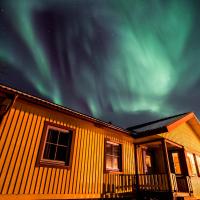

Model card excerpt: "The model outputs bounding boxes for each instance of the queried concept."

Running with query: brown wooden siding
[0,99,134,199]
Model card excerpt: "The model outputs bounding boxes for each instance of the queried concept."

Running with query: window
[195,155,200,176]
[38,122,73,167]
[143,149,154,174]
[172,152,182,174]
[105,140,122,172]
[187,152,197,176]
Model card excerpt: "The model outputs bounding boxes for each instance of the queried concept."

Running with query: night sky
[0,0,200,128]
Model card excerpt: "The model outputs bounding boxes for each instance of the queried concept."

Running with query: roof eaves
[131,126,168,138]
[0,84,130,135]
[127,112,189,132]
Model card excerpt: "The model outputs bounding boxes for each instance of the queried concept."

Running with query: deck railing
[171,173,193,193]
[103,173,194,196]
[186,176,193,194]
[137,173,169,191]
[176,175,189,192]
[103,173,136,195]
[170,173,178,192]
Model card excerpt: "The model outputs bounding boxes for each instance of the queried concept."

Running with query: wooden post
[161,139,173,195]
[180,148,189,176]
[134,144,139,193]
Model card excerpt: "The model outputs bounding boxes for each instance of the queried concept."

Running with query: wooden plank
[85,129,92,194]
[65,124,77,194]
[78,128,87,194]
[0,107,16,155]
[93,131,98,194]
[82,129,89,194]
[8,112,36,194]
[13,113,37,194]
[61,169,67,194]
[21,116,43,194]
[71,127,81,194]
[29,167,39,194]
[34,168,44,194]
[19,115,42,194]
[53,169,60,194]
[95,132,101,194]
[43,168,52,194]
[2,111,30,194]
[57,169,63,194]
[39,168,48,194]
[89,131,95,194]
[0,107,21,172]
[48,168,56,194]
[68,126,79,194]
[0,108,23,193]
[0,193,101,199]
[24,117,46,194]
[99,134,104,194]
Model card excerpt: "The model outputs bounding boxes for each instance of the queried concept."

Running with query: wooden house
[0,84,200,200]
[127,113,200,200]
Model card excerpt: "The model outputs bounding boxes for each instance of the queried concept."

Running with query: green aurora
[0,0,199,127]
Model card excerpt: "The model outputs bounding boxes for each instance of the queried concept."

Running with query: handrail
[103,173,136,195]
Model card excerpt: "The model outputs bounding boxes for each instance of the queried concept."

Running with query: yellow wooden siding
[160,122,200,153]
[190,176,200,198]
[137,147,144,174]
[0,99,134,199]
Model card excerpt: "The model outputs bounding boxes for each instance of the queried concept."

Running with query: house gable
[160,120,200,153]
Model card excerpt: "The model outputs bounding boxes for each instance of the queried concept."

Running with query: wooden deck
[102,173,200,199]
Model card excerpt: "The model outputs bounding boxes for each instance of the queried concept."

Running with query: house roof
[0,84,130,135]
[127,112,197,138]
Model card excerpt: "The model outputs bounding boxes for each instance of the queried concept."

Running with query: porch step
[176,196,197,200]
[175,192,196,200]
[176,198,197,200]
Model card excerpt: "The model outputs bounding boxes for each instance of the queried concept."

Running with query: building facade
[0,84,200,200]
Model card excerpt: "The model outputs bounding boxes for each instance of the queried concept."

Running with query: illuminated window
[195,155,200,176]
[105,141,122,171]
[187,152,197,176]
[172,152,182,174]
[38,122,73,167]
[143,149,153,174]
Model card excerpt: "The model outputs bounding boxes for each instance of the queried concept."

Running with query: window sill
[105,170,123,174]
[37,159,70,169]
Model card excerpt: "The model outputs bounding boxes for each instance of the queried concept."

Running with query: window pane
[55,146,68,162]
[113,157,119,170]
[47,129,59,144]
[43,143,56,160]
[172,152,181,174]
[58,131,70,146]
[187,153,197,176]
[106,143,112,155]
[144,152,153,174]
[113,145,120,156]
[106,155,112,169]
[146,155,152,168]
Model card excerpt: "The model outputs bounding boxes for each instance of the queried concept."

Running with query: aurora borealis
[0,0,200,127]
